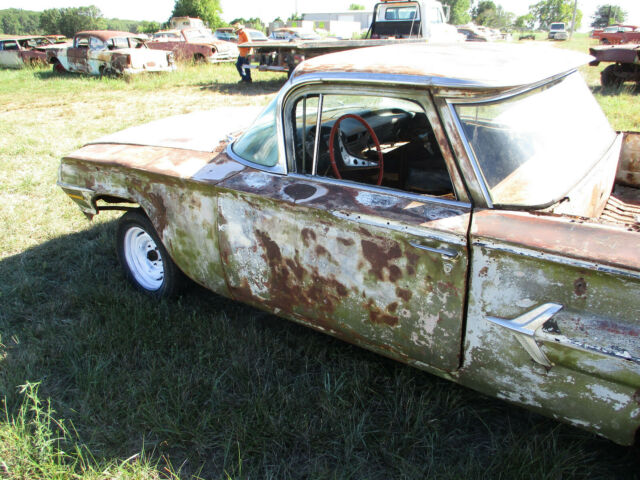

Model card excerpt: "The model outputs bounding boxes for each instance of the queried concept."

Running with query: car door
[0,40,23,68]
[217,87,471,372]
[67,35,90,73]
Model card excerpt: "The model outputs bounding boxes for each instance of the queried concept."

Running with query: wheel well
[94,195,139,212]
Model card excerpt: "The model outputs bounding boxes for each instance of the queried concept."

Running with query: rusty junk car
[0,35,58,68]
[47,30,176,76]
[147,28,238,63]
[58,43,640,445]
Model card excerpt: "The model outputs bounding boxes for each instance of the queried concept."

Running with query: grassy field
[1,36,639,479]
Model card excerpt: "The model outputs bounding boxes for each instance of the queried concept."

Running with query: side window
[291,93,454,198]
[75,37,89,48]
[89,36,105,50]
[2,41,19,50]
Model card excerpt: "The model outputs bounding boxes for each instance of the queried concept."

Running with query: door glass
[292,93,454,198]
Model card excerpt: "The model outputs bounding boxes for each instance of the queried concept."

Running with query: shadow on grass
[1,221,638,478]
[198,77,285,95]
[591,82,640,96]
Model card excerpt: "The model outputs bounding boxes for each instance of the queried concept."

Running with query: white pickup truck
[242,0,462,76]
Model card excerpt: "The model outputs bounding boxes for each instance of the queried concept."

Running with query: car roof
[0,35,47,41]
[294,43,592,90]
[76,31,140,41]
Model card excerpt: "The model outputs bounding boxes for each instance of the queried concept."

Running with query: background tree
[39,8,62,34]
[349,4,365,10]
[137,21,161,34]
[172,0,224,29]
[514,13,535,31]
[441,0,471,26]
[590,4,626,28]
[229,17,265,31]
[471,2,514,28]
[528,0,582,30]
[0,8,41,34]
[56,6,106,37]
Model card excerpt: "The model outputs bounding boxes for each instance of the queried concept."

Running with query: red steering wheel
[328,114,384,186]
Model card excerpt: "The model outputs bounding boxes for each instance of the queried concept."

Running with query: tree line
[0,7,159,37]
[0,1,629,38]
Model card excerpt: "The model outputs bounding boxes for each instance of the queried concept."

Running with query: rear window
[384,6,419,20]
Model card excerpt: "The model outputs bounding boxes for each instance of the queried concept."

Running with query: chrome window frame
[281,80,470,206]
[443,70,580,209]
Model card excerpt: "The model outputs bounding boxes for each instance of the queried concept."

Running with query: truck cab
[368,0,460,42]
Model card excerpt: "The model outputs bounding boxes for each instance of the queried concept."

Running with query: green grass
[1,49,639,479]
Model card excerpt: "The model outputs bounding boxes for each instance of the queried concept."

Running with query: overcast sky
[2,0,639,28]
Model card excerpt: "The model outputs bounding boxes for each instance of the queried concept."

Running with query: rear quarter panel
[460,209,640,445]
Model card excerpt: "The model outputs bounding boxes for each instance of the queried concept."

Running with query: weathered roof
[0,35,48,41]
[294,42,593,89]
[76,30,140,41]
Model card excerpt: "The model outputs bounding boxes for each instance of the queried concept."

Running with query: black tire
[601,64,623,89]
[116,209,185,297]
[193,53,205,63]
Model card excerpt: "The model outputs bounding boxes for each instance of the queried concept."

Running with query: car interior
[291,94,454,198]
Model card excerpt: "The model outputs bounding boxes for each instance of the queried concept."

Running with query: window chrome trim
[287,172,471,209]
[312,94,324,176]
[226,142,286,175]
[447,104,493,208]
[445,70,597,210]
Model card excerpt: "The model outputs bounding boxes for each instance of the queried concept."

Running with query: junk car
[58,43,640,445]
[589,43,640,88]
[0,35,56,68]
[148,28,238,63]
[47,30,176,75]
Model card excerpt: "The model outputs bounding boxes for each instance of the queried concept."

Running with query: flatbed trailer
[239,0,460,76]
[242,38,425,76]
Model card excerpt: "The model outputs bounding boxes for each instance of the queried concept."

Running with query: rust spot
[361,239,402,282]
[285,258,304,281]
[574,277,587,297]
[316,245,329,257]
[543,318,561,334]
[301,228,316,247]
[367,300,399,327]
[337,237,355,247]
[633,389,640,406]
[387,302,398,313]
[284,183,316,200]
[388,265,402,282]
[479,266,488,277]
[256,230,282,263]
[396,287,412,301]
[147,192,167,236]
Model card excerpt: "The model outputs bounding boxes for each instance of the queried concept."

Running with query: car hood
[88,106,264,152]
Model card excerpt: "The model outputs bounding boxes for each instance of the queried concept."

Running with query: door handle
[409,241,459,259]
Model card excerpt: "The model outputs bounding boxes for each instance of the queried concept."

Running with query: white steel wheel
[123,226,164,291]
[116,210,185,297]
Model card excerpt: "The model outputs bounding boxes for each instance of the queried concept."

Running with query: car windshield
[232,97,279,167]
[249,31,268,41]
[184,30,213,42]
[454,72,616,207]
[550,23,565,30]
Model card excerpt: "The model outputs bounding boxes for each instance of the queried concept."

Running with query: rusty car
[0,35,58,68]
[597,24,640,45]
[147,28,238,63]
[590,43,640,88]
[57,43,640,445]
[47,30,176,76]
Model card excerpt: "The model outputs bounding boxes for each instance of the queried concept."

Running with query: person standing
[234,23,252,83]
